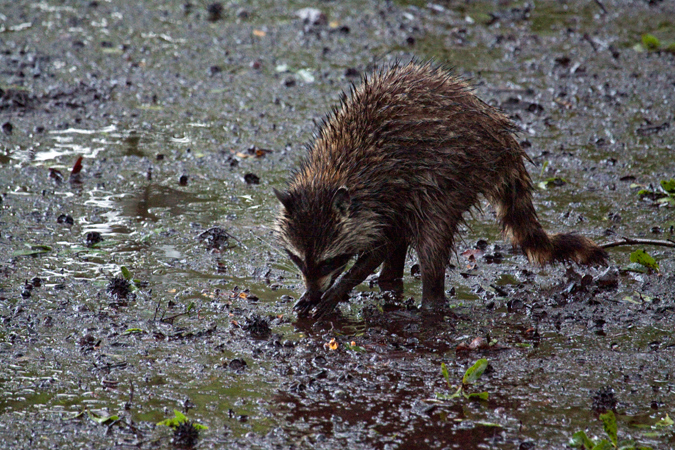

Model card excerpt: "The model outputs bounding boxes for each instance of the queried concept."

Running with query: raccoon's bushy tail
[488,157,608,266]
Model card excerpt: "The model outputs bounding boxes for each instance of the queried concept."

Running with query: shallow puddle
[1,0,674,448]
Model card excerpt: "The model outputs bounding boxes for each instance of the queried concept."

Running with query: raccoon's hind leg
[377,241,407,292]
[312,250,386,319]
[488,158,608,265]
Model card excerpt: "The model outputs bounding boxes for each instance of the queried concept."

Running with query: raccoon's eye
[318,254,351,277]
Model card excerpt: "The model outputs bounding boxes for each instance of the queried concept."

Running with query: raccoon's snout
[303,274,334,296]
[295,272,341,316]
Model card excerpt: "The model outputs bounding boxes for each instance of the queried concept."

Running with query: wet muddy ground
[1,0,674,448]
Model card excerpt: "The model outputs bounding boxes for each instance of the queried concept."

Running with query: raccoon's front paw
[293,292,319,317]
[310,287,348,319]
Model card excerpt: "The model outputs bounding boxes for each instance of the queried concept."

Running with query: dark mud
[1,1,674,449]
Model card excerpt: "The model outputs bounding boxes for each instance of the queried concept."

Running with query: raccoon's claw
[293,292,319,317]
[310,288,348,319]
[293,295,315,317]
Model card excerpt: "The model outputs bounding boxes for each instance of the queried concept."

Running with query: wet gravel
[1,0,674,449]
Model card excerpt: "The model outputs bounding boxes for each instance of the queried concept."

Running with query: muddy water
[1,0,674,448]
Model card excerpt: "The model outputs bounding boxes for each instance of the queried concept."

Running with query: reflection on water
[83,189,132,235]
[8,125,162,163]
[83,184,214,234]
[36,135,104,162]
[50,126,117,135]
[119,184,213,222]
[159,245,182,259]
[123,131,143,157]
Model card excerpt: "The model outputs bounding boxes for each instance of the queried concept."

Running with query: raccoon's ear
[332,186,351,217]
[273,188,294,213]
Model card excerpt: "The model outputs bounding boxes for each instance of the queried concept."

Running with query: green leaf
[87,411,119,425]
[653,413,673,428]
[466,391,489,401]
[441,362,451,385]
[11,248,50,257]
[539,160,550,178]
[345,343,366,352]
[463,359,488,385]
[475,421,502,427]
[120,266,132,280]
[591,439,615,450]
[660,179,675,194]
[173,409,187,422]
[123,328,145,335]
[655,196,675,206]
[601,411,618,447]
[193,423,208,430]
[629,249,659,272]
[570,430,596,449]
[641,33,660,51]
[68,410,87,420]
[157,409,188,428]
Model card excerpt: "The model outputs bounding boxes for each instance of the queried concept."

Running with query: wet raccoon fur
[274,61,608,319]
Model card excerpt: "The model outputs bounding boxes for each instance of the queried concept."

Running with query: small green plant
[437,359,489,401]
[157,409,208,430]
[11,243,53,258]
[158,409,207,448]
[119,265,142,291]
[635,34,675,53]
[636,179,675,207]
[537,160,568,190]
[570,411,652,450]
[538,176,567,190]
[344,341,366,352]
[626,249,659,273]
[641,33,661,51]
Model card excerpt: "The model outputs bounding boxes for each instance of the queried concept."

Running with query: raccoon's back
[294,62,523,195]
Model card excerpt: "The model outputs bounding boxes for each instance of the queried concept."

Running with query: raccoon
[274,61,608,319]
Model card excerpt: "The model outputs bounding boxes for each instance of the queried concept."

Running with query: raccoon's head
[274,185,379,302]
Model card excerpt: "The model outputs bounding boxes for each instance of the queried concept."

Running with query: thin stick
[600,237,675,249]
[152,295,162,322]
[594,0,608,14]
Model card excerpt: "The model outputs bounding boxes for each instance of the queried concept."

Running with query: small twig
[600,237,675,249]
[583,33,599,52]
[594,0,608,14]
[152,295,162,322]
[161,311,188,324]
[160,303,194,324]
